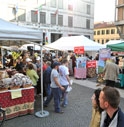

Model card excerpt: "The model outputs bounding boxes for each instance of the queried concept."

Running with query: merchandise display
[0,87,34,120]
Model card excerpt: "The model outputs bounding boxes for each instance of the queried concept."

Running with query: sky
[94,0,116,22]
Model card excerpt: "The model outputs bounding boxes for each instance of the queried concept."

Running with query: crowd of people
[1,50,73,113]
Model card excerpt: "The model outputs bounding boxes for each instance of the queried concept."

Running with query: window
[102,30,105,35]
[58,0,63,9]
[68,0,73,11]
[97,31,100,35]
[94,31,96,35]
[97,40,99,43]
[50,0,56,7]
[31,10,38,23]
[111,29,115,34]
[10,7,26,21]
[51,14,56,25]
[40,12,46,24]
[106,39,109,43]
[106,30,110,34]
[86,19,90,29]
[102,39,104,44]
[87,4,91,14]
[58,15,63,26]
[68,16,73,27]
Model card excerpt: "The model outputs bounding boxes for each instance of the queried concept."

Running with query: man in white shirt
[59,59,71,107]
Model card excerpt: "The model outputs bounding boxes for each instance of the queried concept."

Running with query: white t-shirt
[50,69,60,88]
[59,65,69,86]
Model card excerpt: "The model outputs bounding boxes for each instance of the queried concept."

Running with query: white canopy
[104,40,123,46]
[20,44,41,50]
[44,35,105,51]
[0,18,42,41]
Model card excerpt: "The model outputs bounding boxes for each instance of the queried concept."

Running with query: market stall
[74,46,87,79]
[106,42,124,88]
[44,35,105,79]
[0,18,43,119]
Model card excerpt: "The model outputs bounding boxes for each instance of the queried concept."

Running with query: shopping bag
[66,86,72,92]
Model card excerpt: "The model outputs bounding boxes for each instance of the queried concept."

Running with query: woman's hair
[28,64,34,70]
[94,88,103,113]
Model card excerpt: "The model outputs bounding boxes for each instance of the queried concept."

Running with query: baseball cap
[36,56,41,61]
[53,61,60,68]
[26,58,32,62]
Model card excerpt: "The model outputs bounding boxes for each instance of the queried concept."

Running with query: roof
[94,22,115,29]
[0,18,42,42]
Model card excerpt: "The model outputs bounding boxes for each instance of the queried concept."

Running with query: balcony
[115,20,124,26]
[116,4,124,8]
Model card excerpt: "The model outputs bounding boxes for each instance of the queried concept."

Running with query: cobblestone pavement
[4,79,124,127]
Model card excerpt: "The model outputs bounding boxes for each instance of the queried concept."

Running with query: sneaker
[55,110,64,114]
[61,104,67,108]
[43,104,48,107]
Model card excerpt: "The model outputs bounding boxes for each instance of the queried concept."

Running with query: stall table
[0,87,34,120]
[74,67,86,79]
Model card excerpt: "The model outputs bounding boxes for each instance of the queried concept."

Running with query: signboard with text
[74,46,84,54]
[86,60,96,68]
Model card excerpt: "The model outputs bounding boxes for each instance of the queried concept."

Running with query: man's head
[46,61,51,67]
[36,56,41,61]
[99,86,120,110]
[61,59,68,66]
[26,58,32,64]
[52,61,60,69]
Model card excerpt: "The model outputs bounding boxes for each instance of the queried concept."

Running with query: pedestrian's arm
[54,77,64,91]
[66,75,71,86]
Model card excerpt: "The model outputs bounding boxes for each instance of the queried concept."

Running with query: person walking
[99,86,124,127]
[89,89,103,127]
[59,59,71,107]
[43,61,52,100]
[103,58,119,87]
[50,62,65,113]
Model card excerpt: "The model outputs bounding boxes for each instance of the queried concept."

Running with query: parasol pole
[35,43,49,117]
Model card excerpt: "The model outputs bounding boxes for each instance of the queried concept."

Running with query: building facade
[0,0,94,44]
[94,22,120,44]
[115,0,124,39]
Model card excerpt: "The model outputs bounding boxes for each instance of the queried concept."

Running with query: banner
[99,48,111,60]
[74,46,84,54]
[86,60,96,68]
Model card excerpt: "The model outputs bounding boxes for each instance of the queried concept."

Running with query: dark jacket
[117,108,124,127]
[100,108,124,127]
[43,66,52,84]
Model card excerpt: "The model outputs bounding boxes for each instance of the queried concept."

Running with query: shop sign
[74,46,84,54]
[87,60,96,68]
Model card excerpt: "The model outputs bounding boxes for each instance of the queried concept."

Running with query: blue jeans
[61,85,68,106]
[45,83,51,96]
[43,88,53,106]
[52,88,61,112]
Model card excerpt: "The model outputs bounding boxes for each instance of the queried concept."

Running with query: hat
[26,58,32,62]
[36,56,41,61]
[53,62,60,68]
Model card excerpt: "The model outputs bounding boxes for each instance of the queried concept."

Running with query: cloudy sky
[94,0,116,22]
